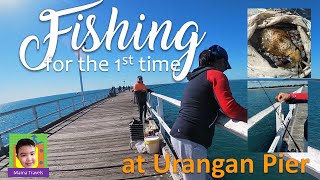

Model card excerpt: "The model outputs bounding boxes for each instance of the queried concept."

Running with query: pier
[0,91,171,179]
[0,86,319,179]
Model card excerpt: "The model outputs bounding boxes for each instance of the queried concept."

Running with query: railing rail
[147,92,248,143]
[0,91,105,117]
[0,90,109,149]
[248,102,281,130]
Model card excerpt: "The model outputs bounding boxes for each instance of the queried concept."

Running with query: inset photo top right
[248,8,311,78]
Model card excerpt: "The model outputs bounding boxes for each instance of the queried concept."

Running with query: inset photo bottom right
[308,81,320,151]
[248,80,308,152]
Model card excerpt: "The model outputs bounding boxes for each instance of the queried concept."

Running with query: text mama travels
[13,170,44,176]
[19,0,206,81]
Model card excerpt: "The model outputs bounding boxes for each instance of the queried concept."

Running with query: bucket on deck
[144,136,160,154]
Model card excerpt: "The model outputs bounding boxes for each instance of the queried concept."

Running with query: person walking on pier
[275,92,308,152]
[133,76,148,121]
[170,45,247,180]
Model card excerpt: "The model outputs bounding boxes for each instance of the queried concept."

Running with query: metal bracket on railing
[32,106,39,129]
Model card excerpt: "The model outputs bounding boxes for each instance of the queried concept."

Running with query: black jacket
[170,66,247,148]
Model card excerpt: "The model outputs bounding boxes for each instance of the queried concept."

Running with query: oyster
[261,28,302,67]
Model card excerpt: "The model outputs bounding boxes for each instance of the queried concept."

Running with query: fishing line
[255,81,280,134]
[257,80,301,152]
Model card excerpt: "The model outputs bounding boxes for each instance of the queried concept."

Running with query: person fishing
[133,76,153,121]
[170,45,247,180]
[275,92,308,152]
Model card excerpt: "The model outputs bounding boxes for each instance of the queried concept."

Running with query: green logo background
[9,134,48,168]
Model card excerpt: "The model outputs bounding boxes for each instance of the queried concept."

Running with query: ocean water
[308,81,320,150]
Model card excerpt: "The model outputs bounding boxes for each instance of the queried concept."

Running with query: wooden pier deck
[0,92,172,179]
[285,87,308,152]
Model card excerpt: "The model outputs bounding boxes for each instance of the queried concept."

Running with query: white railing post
[57,101,62,118]
[0,134,4,151]
[275,104,285,151]
[148,93,154,118]
[156,97,165,136]
[276,104,283,132]
[156,97,164,119]
[32,106,39,129]
[72,97,75,111]
[82,95,85,107]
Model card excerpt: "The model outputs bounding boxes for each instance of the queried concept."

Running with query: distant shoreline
[248,85,307,90]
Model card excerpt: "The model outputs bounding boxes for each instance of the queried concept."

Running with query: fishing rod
[257,81,302,152]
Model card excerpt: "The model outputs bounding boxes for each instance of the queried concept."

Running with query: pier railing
[0,91,109,150]
[248,86,303,153]
[146,92,248,145]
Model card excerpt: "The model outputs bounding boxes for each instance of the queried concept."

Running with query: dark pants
[138,102,147,121]
[134,91,147,121]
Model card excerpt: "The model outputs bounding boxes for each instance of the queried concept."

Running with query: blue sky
[0,0,319,104]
